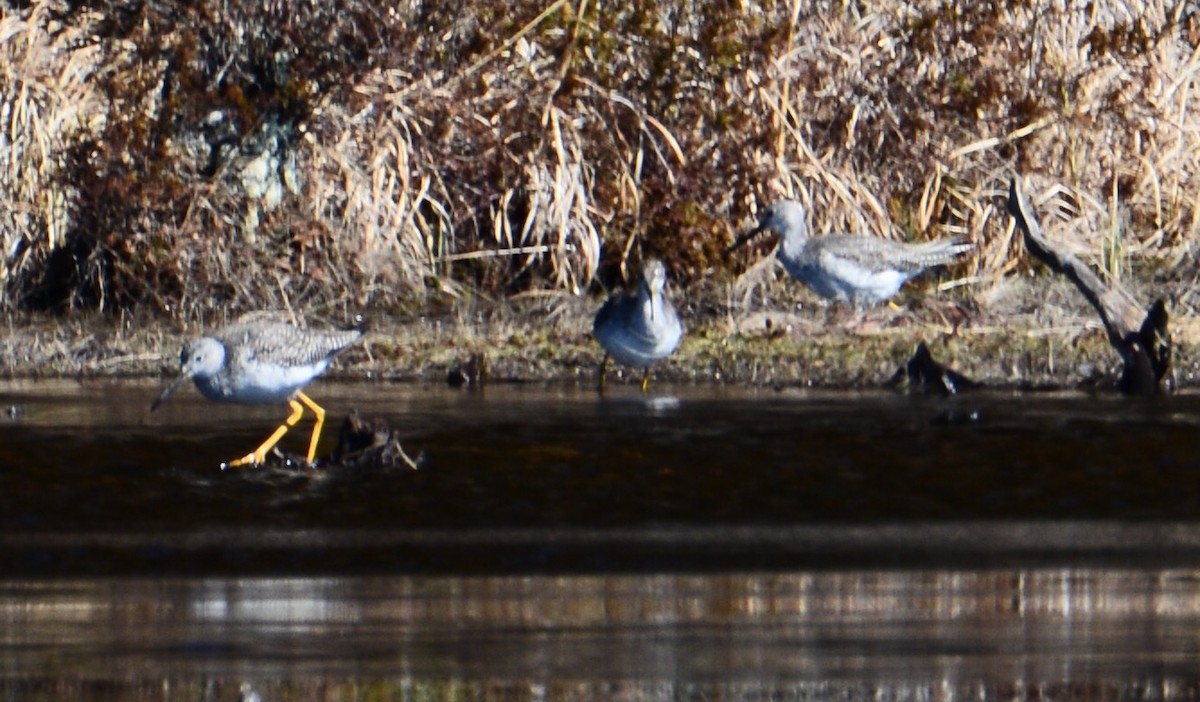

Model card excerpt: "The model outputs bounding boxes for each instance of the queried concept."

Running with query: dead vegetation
[0,0,1198,357]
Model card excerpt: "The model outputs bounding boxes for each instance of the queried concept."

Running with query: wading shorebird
[151,318,363,468]
[593,258,684,393]
[728,199,972,308]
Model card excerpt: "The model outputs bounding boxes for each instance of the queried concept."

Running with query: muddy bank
[2,275,1200,391]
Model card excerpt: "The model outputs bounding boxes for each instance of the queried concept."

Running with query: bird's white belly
[598,324,682,368]
[216,360,327,404]
[788,259,907,306]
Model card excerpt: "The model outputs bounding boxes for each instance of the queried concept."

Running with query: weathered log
[884,341,978,395]
[1007,178,1171,394]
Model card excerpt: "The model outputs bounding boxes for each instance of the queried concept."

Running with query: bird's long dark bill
[726,225,766,255]
[150,373,190,412]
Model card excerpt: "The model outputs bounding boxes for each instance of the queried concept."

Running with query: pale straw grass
[3,0,1200,327]
[298,0,690,303]
[0,3,104,301]
[732,0,1200,319]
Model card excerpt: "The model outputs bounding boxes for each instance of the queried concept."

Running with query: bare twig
[1008,177,1171,394]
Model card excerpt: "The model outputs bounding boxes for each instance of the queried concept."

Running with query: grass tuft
[0,0,1195,329]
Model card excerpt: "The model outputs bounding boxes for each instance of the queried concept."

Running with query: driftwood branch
[1007,178,1171,394]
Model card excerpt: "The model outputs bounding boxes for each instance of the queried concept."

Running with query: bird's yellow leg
[295,390,327,464]
[226,398,305,467]
[640,368,651,394]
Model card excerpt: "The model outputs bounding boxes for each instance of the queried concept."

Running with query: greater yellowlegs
[151,318,363,467]
[730,200,972,308]
[593,258,684,392]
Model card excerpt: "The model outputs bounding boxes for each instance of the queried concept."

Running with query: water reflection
[6,380,1200,698]
[4,569,1200,699]
[9,381,1200,536]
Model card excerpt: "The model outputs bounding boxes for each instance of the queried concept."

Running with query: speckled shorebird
[150,318,363,468]
[593,258,684,393]
[729,199,972,308]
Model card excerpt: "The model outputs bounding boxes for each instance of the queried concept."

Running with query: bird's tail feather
[905,236,973,265]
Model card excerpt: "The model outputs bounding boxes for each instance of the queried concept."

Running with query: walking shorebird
[729,199,972,308]
[593,258,684,393]
[151,318,363,468]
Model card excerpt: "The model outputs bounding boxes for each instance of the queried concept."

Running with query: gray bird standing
[593,259,684,392]
[730,199,972,308]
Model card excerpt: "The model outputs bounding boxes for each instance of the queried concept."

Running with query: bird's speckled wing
[215,321,362,368]
[811,235,969,274]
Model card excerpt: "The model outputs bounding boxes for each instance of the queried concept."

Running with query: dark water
[3,379,1200,699]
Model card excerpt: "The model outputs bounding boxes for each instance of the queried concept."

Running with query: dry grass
[0,3,105,302]
[0,0,1197,334]
[733,1,1200,308]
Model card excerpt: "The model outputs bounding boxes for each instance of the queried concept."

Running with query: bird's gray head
[755,200,809,243]
[640,259,668,297]
[727,199,809,253]
[150,336,226,411]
